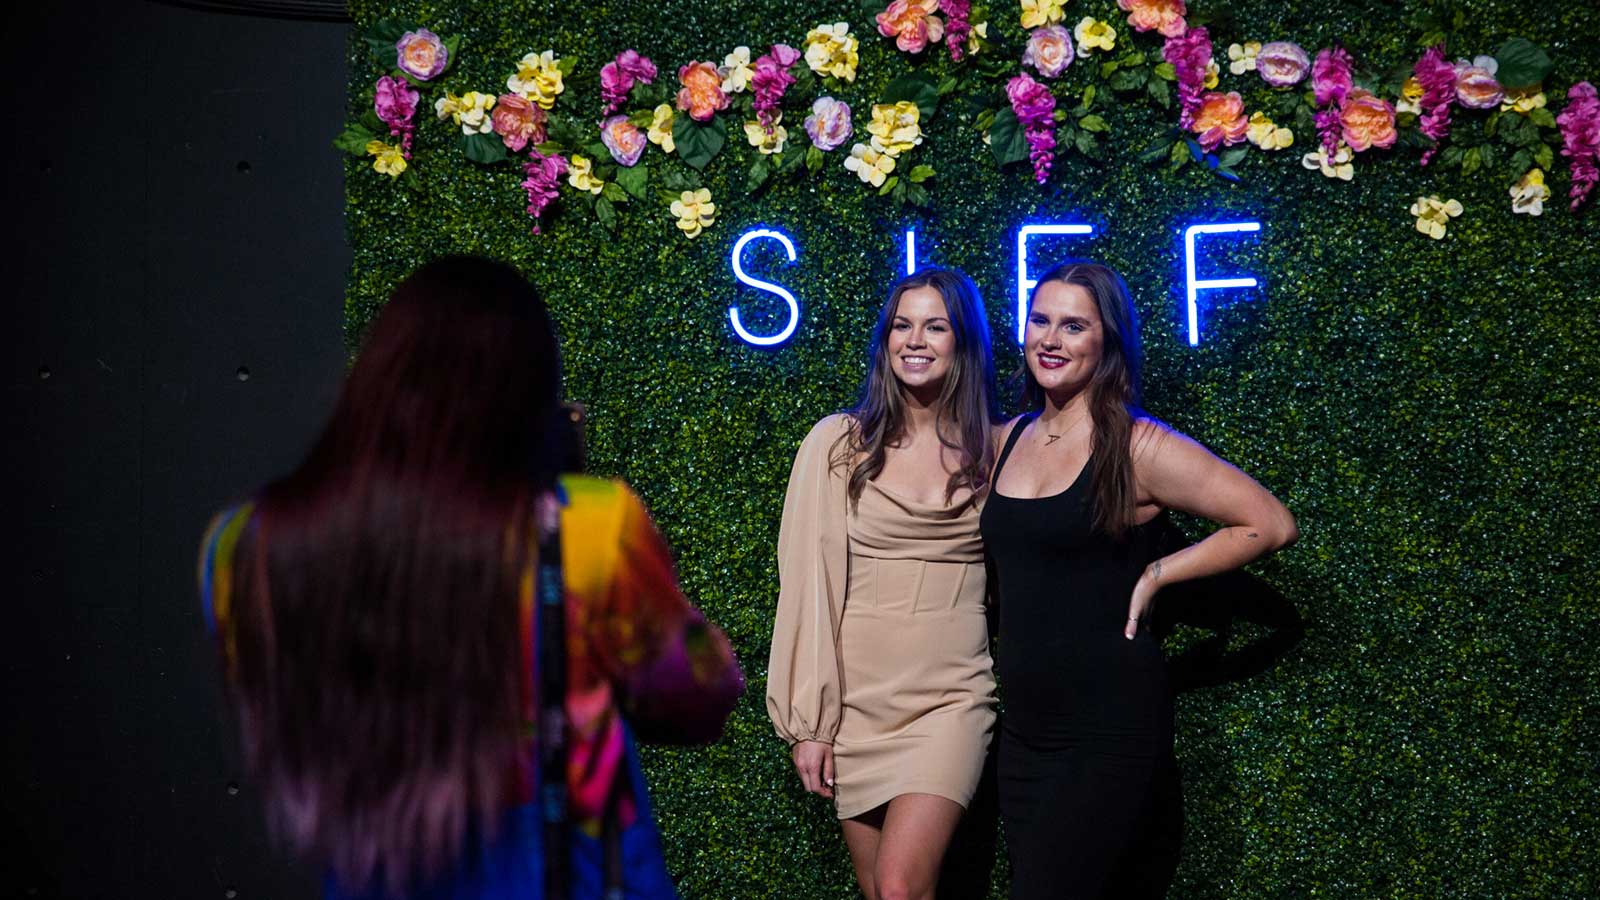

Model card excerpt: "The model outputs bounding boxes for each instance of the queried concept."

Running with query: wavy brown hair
[834,267,998,509]
[226,257,564,894]
[1016,260,1151,538]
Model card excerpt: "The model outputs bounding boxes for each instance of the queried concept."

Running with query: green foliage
[345,1,1600,897]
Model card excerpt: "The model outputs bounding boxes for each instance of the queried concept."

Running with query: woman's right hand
[790,740,835,799]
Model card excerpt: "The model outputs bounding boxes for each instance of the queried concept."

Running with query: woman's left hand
[1124,564,1161,640]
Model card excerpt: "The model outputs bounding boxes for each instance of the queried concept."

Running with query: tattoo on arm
[1150,560,1162,583]
[1247,532,1259,539]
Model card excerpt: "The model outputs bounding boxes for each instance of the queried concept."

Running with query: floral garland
[336,4,1598,242]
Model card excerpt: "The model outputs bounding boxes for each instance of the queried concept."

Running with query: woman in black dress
[980,262,1298,899]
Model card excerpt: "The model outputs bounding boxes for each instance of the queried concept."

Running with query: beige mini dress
[766,414,998,819]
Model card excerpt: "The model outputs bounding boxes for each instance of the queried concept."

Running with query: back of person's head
[231,256,561,894]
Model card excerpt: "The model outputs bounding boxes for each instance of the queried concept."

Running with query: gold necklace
[1039,410,1088,445]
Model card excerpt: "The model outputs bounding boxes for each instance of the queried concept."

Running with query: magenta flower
[521,148,568,234]
[751,44,801,132]
[600,50,658,115]
[1414,45,1457,166]
[395,28,448,81]
[804,96,853,151]
[1557,81,1600,211]
[1008,72,1058,183]
[1162,26,1212,129]
[1311,46,1353,108]
[940,0,972,62]
[1255,41,1309,87]
[374,75,420,158]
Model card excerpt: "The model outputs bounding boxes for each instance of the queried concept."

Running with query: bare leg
[842,806,888,899]
[874,794,965,900]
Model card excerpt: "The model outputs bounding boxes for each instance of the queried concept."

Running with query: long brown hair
[1016,261,1146,538]
[836,267,998,508]
[229,257,563,893]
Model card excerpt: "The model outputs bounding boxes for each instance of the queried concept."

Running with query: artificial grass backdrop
[344,1,1599,895]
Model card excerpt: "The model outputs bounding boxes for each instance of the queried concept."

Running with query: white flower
[1510,169,1550,216]
[1228,41,1261,75]
[1302,143,1354,180]
[454,91,497,135]
[721,46,754,93]
[843,142,896,187]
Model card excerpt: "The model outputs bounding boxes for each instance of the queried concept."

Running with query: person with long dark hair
[980,261,1298,899]
[767,268,999,900]
[197,256,743,899]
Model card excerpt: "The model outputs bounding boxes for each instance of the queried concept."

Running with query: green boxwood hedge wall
[344,1,1599,896]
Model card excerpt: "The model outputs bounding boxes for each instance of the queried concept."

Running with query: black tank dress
[980,416,1182,899]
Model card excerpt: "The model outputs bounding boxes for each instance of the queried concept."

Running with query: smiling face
[1025,279,1105,400]
[887,285,957,395]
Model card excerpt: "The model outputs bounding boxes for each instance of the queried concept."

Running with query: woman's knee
[872,867,927,900]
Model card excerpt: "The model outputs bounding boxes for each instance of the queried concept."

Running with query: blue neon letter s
[729,228,801,346]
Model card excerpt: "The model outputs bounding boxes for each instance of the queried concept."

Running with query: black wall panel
[5,3,348,897]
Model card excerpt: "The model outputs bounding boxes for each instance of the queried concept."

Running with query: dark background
[5,2,347,896]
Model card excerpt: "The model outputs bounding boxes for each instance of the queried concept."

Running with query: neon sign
[728,228,801,347]
[1183,222,1262,346]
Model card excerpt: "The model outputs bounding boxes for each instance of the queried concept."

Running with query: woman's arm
[1124,421,1298,638]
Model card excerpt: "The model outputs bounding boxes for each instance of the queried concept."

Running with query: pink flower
[1255,41,1310,87]
[876,0,945,54]
[1162,26,1212,129]
[521,148,568,234]
[1024,25,1075,78]
[1008,72,1058,183]
[1414,45,1457,166]
[676,61,730,122]
[1311,46,1353,108]
[1557,81,1600,211]
[940,0,972,62]
[752,44,801,131]
[374,75,419,130]
[395,28,448,81]
[599,115,648,167]
[600,50,658,115]
[1190,91,1248,152]
[491,93,548,152]
[804,96,853,151]
[1340,89,1397,152]
[1117,0,1186,39]
[1454,62,1504,110]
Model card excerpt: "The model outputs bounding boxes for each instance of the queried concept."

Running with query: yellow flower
[1204,59,1221,89]
[843,142,896,186]
[1228,41,1261,75]
[1246,111,1294,150]
[567,154,605,195]
[866,101,922,157]
[648,104,676,154]
[1395,77,1424,115]
[804,22,860,81]
[744,116,789,155]
[1501,87,1548,115]
[1073,17,1116,55]
[365,140,407,177]
[1409,195,1463,239]
[1510,168,1549,216]
[966,20,990,56]
[1301,143,1354,180]
[670,188,716,238]
[721,46,754,93]
[1020,0,1067,30]
[450,91,498,135]
[508,50,565,109]
[434,92,462,120]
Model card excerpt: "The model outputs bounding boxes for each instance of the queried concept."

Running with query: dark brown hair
[836,267,998,508]
[229,257,563,893]
[1016,260,1148,537]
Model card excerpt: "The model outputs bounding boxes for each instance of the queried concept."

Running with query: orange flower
[1190,91,1248,151]
[1116,0,1187,39]
[876,0,945,54]
[1340,89,1397,152]
[676,61,730,122]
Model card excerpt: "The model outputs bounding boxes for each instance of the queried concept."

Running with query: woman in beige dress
[767,268,999,900]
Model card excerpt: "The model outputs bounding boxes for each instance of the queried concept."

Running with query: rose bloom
[396,29,448,81]
[1255,41,1310,87]
[676,61,730,122]
[491,93,547,151]
[1340,89,1396,152]
[876,0,945,54]
[1024,25,1075,78]
[600,115,648,167]
[804,96,853,151]
[1190,91,1248,151]
[1117,0,1187,39]
[1455,64,1505,109]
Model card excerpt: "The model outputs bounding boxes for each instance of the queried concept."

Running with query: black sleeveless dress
[980,416,1182,899]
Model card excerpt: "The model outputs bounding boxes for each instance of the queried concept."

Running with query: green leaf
[462,132,509,164]
[1169,138,1190,170]
[906,182,932,209]
[533,141,565,156]
[805,145,824,173]
[891,177,909,204]
[1054,108,1070,123]
[1079,115,1109,133]
[673,116,726,171]
[360,110,385,133]
[1115,50,1146,68]
[1534,143,1554,170]
[1439,145,1465,167]
[1184,138,1205,162]
[441,34,462,75]
[614,163,650,200]
[601,181,629,203]
[1477,142,1498,170]
[661,169,697,192]
[747,156,771,193]
[1462,146,1482,176]
[1074,130,1096,155]
[1153,62,1177,82]
[628,109,656,127]
[1493,38,1553,91]
[882,73,941,119]
[594,195,616,230]
[1528,107,1557,129]
[334,122,378,155]
[987,108,1030,166]
[776,145,807,177]
[975,108,997,132]
[1108,68,1149,92]
[1509,148,1532,176]
[1080,85,1096,110]
[1146,77,1171,108]
[363,18,410,60]
[936,75,960,96]
[908,164,935,183]
[1138,135,1176,163]
[1218,146,1249,168]
[1100,62,1119,79]
[557,56,578,76]
[878,174,900,196]
[1484,111,1502,139]
[586,141,610,160]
